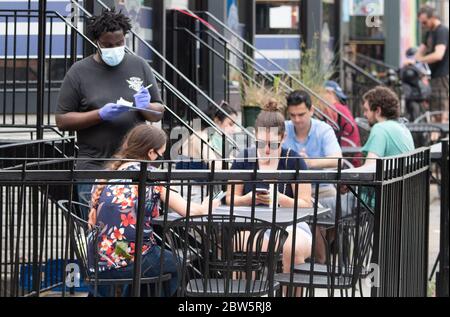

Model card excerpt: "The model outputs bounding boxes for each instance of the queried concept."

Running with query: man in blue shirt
[283,90,342,170]
[283,90,343,263]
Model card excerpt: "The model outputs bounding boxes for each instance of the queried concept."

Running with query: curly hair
[363,86,400,120]
[87,9,132,41]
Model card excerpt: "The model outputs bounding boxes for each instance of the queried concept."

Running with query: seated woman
[88,124,220,297]
[177,101,238,202]
[225,100,313,274]
[179,101,237,167]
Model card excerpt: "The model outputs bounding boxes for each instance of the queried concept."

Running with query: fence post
[132,162,148,297]
[370,157,384,297]
[36,0,47,140]
[437,140,449,297]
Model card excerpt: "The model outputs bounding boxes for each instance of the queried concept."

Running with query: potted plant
[240,77,271,128]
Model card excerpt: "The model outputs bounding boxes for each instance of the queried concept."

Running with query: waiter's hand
[98,103,129,121]
[134,87,151,110]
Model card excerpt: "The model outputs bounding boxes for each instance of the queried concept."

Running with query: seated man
[361,86,415,166]
[283,90,343,263]
[357,86,416,209]
[283,90,343,172]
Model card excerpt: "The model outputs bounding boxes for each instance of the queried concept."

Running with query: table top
[342,142,445,160]
[342,147,362,155]
[430,142,444,161]
[406,122,449,133]
[153,205,331,227]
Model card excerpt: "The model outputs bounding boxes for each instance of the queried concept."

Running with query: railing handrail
[0,147,432,183]
[195,28,342,132]
[194,10,355,131]
[342,58,385,86]
[90,0,255,142]
[0,136,76,150]
[55,6,234,156]
[173,26,267,92]
[355,53,399,72]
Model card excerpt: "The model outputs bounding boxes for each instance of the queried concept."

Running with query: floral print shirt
[90,163,161,272]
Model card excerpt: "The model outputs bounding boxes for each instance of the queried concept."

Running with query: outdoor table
[431,142,442,161]
[405,122,449,135]
[153,205,331,227]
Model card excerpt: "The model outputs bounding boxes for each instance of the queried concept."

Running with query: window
[348,0,385,40]
[256,0,301,34]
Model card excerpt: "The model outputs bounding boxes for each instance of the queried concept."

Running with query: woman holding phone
[226,100,313,278]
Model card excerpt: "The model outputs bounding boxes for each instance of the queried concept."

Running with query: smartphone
[213,191,226,201]
[255,188,270,195]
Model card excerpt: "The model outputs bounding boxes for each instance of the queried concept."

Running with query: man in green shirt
[361,86,415,166]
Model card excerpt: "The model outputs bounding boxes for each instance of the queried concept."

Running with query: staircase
[166,9,362,143]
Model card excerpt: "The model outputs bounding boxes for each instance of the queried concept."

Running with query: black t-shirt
[231,147,308,198]
[423,24,449,78]
[56,54,162,170]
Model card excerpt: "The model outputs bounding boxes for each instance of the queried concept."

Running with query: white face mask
[98,43,125,67]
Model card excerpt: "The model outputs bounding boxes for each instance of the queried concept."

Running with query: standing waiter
[55,9,164,207]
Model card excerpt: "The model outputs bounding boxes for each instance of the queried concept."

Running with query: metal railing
[437,139,449,297]
[370,147,431,297]
[355,53,398,81]
[190,10,357,136]
[0,9,80,131]
[84,0,254,144]
[0,7,242,162]
[341,58,384,121]
[0,145,433,297]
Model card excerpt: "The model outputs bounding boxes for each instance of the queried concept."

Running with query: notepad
[116,97,134,107]
[116,95,161,116]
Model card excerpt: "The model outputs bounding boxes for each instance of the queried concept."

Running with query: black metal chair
[274,208,374,297]
[58,200,172,297]
[165,215,288,297]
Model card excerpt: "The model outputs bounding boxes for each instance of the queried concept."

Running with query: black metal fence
[0,140,434,297]
[342,58,385,121]
[436,139,449,297]
[371,148,431,296]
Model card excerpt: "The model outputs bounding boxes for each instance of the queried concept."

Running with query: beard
[368,118,378,127]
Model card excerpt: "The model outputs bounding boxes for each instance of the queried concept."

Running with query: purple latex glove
[133,87,151,110]
[98,103,129,121]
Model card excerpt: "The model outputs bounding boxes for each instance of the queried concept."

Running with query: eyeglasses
[256,140,282,150]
